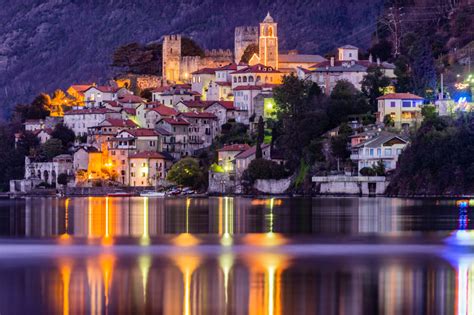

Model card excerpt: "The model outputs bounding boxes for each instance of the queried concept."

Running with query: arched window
[249,76,254,83]
[233,77,237,83]
[238,77,242,83]
[256,76,261,82]
[268,26,273,37]
[243,76,247,83]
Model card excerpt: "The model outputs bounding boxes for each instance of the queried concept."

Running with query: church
[248,13,326,73]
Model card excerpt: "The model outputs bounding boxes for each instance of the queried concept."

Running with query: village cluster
[12,13,427,194]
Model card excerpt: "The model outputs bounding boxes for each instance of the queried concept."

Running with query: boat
[140,191,166,197]
[107,191,136,197]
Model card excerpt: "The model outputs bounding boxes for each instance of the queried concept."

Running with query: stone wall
[253,177,292,194]
[312,176,388,195]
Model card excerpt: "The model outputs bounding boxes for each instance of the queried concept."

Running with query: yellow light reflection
[59,259,73,315]
[220,197,234,247]
[140,197,150,246]
[101,196,113,246]
[454,255,474,315]
[219,253,234,306]
[171,254,202,315]
[99,254,115,310]
[139,255,152,303]
[59,198,71,244]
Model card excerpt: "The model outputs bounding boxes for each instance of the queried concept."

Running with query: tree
[367,39,393,62]
[39,138,64,161]
[330,123,353,162]
[361,66,392,111]
[14,94,51,121]
[244,158,288,183]
[408,37,437,99]
[57,173,69,186]
[240,44,259,63]
[273,75,328,170]
[327,80,370,126]
[166,158,203,188]
[394,56,412,93]
[372,160,386,176]
[112,42,162,75]
[16,131,40,156]
[51,123,76,148]
[383,114,395,127]
[256,116,264,159]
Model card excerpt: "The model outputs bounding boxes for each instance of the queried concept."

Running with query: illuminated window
[390,101,396,107]
[402,101,411,107]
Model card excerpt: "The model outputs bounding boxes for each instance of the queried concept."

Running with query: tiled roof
[216,63,238,71]
[217,144,251,152]
[118,94,144,103]
[121,108,137,115]
[339,44,359,49]
[310,59,396,71]
[155,127,173,136]
[148,105,178,116]
[103,100,120,107]
[235,144,270,159]
[192,68,216,75]
[354,131,408,149]
[69,84,93,93]
[125,128,158,137]
[231,64,281,74]
[215,82,232,86]
[64,108,116,115]
[179,100,214,109]
[101,119,137,128]
[85,86,121,93]
[377,93,423,100]
[180,111,217,119]
[279,54,326,64]
[233,85,262,91]
[207,101,235,110]
[161,117,190,126]
[129,151,169,159]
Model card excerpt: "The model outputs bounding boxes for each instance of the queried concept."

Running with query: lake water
[0,196,472,314]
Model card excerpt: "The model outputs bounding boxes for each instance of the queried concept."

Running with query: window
[142,163,146,167]
[402,101,411,107]
[131,163,135,167]
[131,172,135,177]
[369,149,374,156]
[121,160,125,165]
[384,148,392,156]
[111,151,116,156]
[142,172,146,178]
[390,101,396,107]
[396,148,402,155]
[377,148,381,156]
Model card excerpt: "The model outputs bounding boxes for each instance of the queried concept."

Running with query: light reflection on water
[0,196,473,314]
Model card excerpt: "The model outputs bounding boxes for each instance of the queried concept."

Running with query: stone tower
[259,12,278,69]
[162,34,182,83]
[234,26,259,64]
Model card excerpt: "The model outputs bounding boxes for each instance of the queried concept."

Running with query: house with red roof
[88,118,138,153]
[204,101,237,128]
[140,103,178,128]
[376,93,424,128]
[178,111,218,152]
[66,84,94,107]
[298,45,396,94]
[83,85,129,108]
[156,117,191,158]
[234,143,271,177]
[191,68,216,100]
[217,144,251,172]
[175,100,213,113]
[63,108,122,136]
[34,128,53,144]
[117,93,145,108]
[151,84,200,107]
[206,81,233,102]
[128,151,174,187]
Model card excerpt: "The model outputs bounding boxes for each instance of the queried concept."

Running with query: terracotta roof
[129,151,169,159]
[150,86,169,93]
[103,100,120,107]
[279,54,326,64]
[121,108,136,115]
[208,101,235,110]
[125,128,158,137]
[310,59,396,71]
[64,108,116,115]
[179,100,213,109]
[235,144,270,159]
[217,144,251,152]
[377,93,423,100]
[85,86,121,93]
[216,63,238,71]
[69,84,93,93]
[231,64,281,74]
[147,105,178,116]
[215,82,232,87]
[180,112,217,119]
[118,94,144,103]
[339,44,359,50]
[192,68,216,75]
[233,85,262,91]
[161,117,190,126]
[155,127,173,136]
[101,119,137,128]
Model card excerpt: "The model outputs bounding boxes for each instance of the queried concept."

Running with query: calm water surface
[0,196,472,314]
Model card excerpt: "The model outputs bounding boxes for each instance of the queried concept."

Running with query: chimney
[369,54,373,63]
[330,57,334,67]
[377,57,381,66]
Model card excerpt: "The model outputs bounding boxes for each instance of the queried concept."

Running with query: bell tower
[259,12,278,69]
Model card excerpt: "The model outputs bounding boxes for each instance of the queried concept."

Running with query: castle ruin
[234,26,259,64]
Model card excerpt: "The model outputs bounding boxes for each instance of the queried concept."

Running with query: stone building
[234,26,258,64]
[162,34,182,83]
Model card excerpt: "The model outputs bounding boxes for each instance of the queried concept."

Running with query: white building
[350,131,408,173]
[191,68,216,100]
[24,154,74,186]
[63,108,122,136]
[83,86,127,108]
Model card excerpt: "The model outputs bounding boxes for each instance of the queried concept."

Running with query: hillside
[0,0,385,116]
